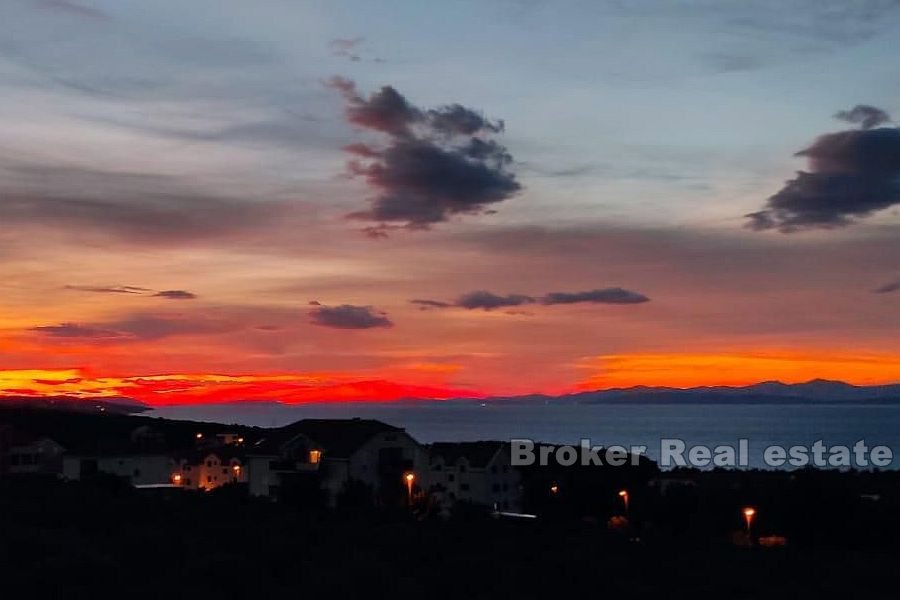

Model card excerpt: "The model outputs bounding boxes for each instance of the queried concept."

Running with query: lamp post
[743,507,756,538]
[404,472,415,505]
[618,489,629,513]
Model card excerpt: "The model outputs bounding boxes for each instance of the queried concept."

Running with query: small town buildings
[62,452,175,486]
[7,435,66,475]
[426,441,523,513]
[173,448,249,491]
[254,418,428,506]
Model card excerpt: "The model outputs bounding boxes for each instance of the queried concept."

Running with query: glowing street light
[404,472,415,505]
[743,507,756,536]
[618,489,629,513]
[172,473,183,485]
[550,483,559,495]
[232,464,241,479]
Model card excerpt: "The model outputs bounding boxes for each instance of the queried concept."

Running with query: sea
[151,401,900,470]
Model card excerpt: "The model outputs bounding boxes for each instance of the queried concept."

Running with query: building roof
[269,418,407,459]
[429,441,504,469]
[176,445,247,463]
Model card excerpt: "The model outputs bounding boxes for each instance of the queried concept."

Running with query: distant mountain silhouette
[485,379,900,405]
[6,380,899,409]
[0,395,151,414]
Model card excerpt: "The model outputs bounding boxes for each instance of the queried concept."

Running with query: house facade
[173,449,249,491]
[426,442,523,513]
[62,453,175,486]
[7,436,66,476]
[256,418,427,506]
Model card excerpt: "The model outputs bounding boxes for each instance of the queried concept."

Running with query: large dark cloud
[309,304,393,329]
[541,288,650,305]
[747,108,900,232]
[415,286,651,311]
[328,77,520,233]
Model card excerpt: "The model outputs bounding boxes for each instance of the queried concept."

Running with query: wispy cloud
[35,0,111,22]
[65,284,196,299]
[873,280,900,294]
[413,287,650,311]
[65,285,150,294]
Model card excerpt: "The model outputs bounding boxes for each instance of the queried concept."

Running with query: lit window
[309,449,322,464]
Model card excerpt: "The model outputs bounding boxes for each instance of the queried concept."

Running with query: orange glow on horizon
[2,349,900,406]
[577,351,900,390]
[0,368,484,405]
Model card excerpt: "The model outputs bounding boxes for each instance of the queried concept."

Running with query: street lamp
[550,483,559,495]
[743,507,756,536]
[232,464,241,481]
[172,473,183,485]
[618,489,629,513]
[404,472,415,505]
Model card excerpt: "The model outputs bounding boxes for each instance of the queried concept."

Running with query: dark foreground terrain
[2,474,900,600]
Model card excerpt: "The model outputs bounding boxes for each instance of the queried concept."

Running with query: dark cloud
[329,77,422,136]
[415,286,651,311]
[835,104,892,130]
[108,314,233,339]
[426,105,504,136]
[64,285,196,299]
[328,78,520,233]
[747,118,900,232]
[153,290,197,300]
[873,280,900,294]
[410,299,454,310]
[541,288,650,305]
[309,304,393,329]
[30,313,239,341]
[29,323,124,339]
[65,285,150,294]
[456,291,535,311]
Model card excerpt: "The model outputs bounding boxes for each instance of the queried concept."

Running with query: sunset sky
[1,0,899,404]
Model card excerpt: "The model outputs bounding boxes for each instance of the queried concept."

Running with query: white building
[426,442,523,513]
[173,449,249,491]
[63,453,175,486]
[7,437,65,475]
